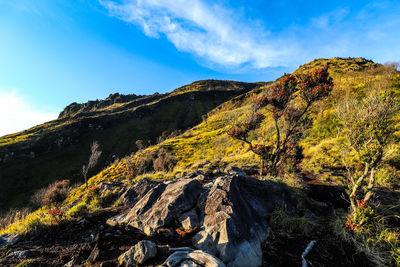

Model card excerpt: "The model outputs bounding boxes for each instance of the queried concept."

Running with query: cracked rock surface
[108,173,296,266]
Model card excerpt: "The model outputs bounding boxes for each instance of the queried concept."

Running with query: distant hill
[0,79,262,211]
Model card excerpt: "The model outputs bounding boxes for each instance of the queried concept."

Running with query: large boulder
[107,174,296,267]
[193,176,296,267]
[107,179,203,235]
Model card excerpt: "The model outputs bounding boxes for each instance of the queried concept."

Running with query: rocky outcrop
[108,172,296,266]
[107,179,203,235]
[193,176,296,266]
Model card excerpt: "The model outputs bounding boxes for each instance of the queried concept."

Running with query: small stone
[87,244,100,263]
[179,210,199,231]
[9,250,29,259]
[79,219,88,226]
[180,260,202,267]
[160,249,225,267]
[118,240,157,266]
[0,233,21,248]
[194,175,206,182]
[99,261,115,267]
[63,260,74,267]
[224,166,246,176]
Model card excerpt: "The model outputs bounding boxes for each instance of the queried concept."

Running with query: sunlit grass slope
[0,80,258,211]
[67,57,400,203]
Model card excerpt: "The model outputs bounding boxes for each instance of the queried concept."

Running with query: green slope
[67,57,400,197]
[0,80,261,211]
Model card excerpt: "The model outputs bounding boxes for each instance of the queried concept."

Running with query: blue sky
[0,0,399,136]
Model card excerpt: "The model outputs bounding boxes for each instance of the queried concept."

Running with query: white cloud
[100,0,400,72]
[100,0,296,69]
[0,90,57,137]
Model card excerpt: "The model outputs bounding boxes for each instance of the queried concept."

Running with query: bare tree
[82,141,102,189]
[337,91,399,218]
[135,139,145,150]
[384,61,400,71]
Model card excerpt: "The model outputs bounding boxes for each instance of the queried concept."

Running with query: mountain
[1,58,400,266]
[0,79,262,211]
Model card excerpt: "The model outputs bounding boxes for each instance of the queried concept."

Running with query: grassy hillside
[0,80,260,211]
[71,57,400,190]
[2,57,400,266]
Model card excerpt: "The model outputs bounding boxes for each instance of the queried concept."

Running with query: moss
[66,202,88,217]
[15,259,38,267]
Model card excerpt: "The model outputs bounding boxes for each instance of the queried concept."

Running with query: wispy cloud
[100,0,400,71]
[100,0,296,69]
[0,90,57,137]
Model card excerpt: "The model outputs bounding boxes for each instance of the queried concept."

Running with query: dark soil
[0,207,197,267]
[262,226,374,267]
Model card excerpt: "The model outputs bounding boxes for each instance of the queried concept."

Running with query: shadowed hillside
[0,80,262,211]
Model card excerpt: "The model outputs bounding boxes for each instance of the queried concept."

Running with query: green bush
[67,202,88,217]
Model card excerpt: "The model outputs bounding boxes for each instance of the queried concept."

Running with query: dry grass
[30,180,73,208]
[0,208,32,231]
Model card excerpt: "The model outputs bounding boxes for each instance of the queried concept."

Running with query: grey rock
[224,166,246,176]
[87,243,100,263]
[0,233,21,248]
[108,179,202,235]
[179,210,199,231]
[180,260,202,267]
[108,175,296,267]
[119,178,160,206]
[185,170,204,178]
[118,240,157,266]
[160,249,226,267]
[194,175,206,182]
[9,250,29,259]
[193,176,296,267]
[98,181,123,195]
[63,260,74,267]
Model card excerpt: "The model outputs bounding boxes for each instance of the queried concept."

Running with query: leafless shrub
[153,148,177,172]
[30,180,72,208]
[134,150,155,174]
[337,90,399,216]
[135,139,145,150]
[0,208,31,230]
[82,141,102,189]
[384,61,400,71]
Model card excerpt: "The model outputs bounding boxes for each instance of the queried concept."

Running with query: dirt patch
[262,228,374,267]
